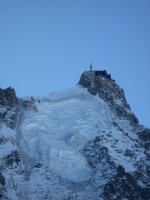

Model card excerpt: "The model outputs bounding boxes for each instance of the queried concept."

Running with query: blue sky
[0,0,150,127]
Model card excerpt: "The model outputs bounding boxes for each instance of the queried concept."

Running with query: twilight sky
[0,0,150,127]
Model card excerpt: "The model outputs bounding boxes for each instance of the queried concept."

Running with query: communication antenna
[90,62,93,71]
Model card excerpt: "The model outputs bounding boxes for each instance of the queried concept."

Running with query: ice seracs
[19,86,103,183]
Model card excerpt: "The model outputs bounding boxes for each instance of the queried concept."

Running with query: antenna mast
[90,62,93,71]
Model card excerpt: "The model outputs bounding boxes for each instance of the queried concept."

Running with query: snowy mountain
[0,70,150,200]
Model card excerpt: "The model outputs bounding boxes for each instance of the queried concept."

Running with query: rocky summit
[0,70,149,200]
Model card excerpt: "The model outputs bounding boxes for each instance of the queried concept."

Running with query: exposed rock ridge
[0,87,23,199]
[103,165,150,200]
[83,135,150,199]
[21,97,37,112]
[135,126,150,189]
[0,87,20,129]
[79,70,150,199]
[79,70,138,126]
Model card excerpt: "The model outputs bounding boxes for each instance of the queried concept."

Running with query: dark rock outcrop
[79,70,138,126]
[79,71,127,105]
[83,136,150,199]
[83,136,116,171]
[0,173,5,186]
[0,87,19,129]
[3,150,21,167]
[103,165,150,200]
[83,136,116,196]
[0,188,8,200]
[138,128,150,152]
[21,97,37,112]
[135,128,150,188]
[112,104,138,126]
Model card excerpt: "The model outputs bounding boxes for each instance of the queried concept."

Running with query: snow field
[19,87,106,183]
[19,86,144,184]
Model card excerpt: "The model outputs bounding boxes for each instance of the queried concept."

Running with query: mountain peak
[0,71,149,199]
[79,69,126,105]
[79,69,138,126]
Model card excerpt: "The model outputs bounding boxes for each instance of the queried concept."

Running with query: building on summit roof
[89,64,112,80]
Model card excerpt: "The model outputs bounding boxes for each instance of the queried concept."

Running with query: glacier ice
[19,87,104,183]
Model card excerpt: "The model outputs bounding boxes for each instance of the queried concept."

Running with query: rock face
[79,70,127,105]
[0,172,5,186]
[103,165,150,200]
[79,70,138,126]
[0,87,23,200]
[103,165,140,200]
[0,87,20,129]
[21,97,37,112]
[3,150,21,167]
[79,70,150,199]
[135,127,150,189]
